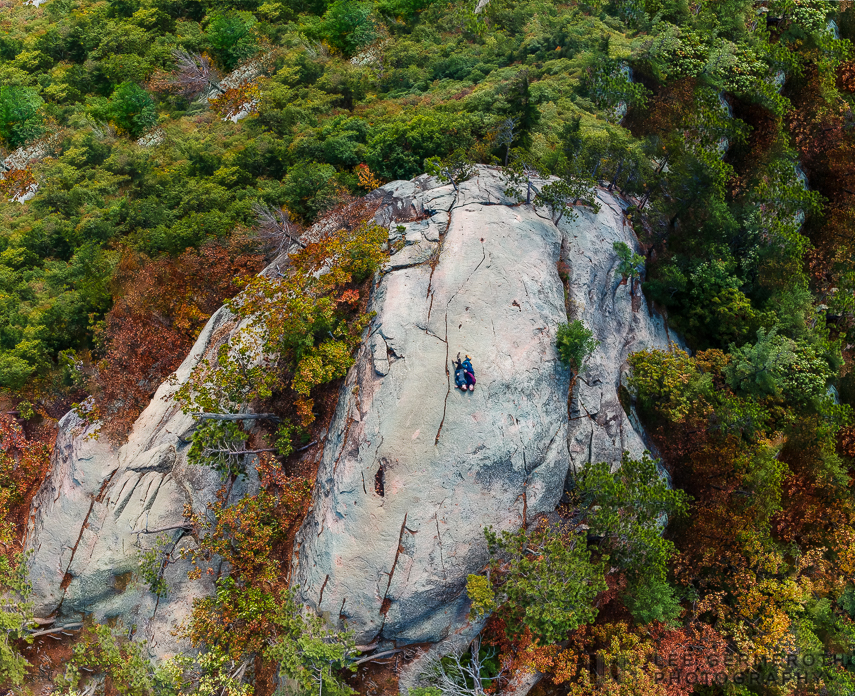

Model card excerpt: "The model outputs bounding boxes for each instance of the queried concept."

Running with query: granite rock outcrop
[24,166,676,660]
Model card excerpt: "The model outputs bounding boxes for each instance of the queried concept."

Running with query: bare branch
[252,202,306,255]
[135,524,193,535]
[352,649,405,666]
[294,440,318,453]
[170,49,224,99]
[414,637,506,696]
[28,623,83,638]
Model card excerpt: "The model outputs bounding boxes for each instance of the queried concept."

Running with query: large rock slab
[293,168,678,648]
[293,170,569,646]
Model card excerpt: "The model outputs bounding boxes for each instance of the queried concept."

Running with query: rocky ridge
[24,307,255,659]
[24,166,676,664]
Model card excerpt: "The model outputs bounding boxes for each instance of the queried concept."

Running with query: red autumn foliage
[0,414,52,549]
[786,64,855,310]
[838,424,855,459]
[93,237,265,442]
[637,78,698,138]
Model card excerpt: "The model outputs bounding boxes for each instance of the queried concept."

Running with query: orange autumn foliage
[211,82,261,121]
[0,167,36,201]
[182,463,311,660]
[355,163,383,191]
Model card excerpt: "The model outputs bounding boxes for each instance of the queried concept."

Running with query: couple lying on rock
[454,354,476,391]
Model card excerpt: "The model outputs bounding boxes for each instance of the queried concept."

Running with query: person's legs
[455,369,466,389]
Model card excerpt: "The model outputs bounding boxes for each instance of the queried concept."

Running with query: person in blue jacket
[454,358,468,390]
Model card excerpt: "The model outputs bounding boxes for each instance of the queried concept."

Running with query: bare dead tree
[413,637,506,696]
[170,49,224,99]
[192,412,282,422]
[252,202,306,255]
[493,117,518,166]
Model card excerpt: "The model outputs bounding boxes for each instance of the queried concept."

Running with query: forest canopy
[3,0,855,692]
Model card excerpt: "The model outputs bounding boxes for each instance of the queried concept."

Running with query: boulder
[292,167,676,647]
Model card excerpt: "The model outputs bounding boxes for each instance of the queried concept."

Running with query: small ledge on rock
[385,241,436,270]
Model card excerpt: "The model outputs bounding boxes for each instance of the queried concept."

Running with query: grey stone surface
[24,306,256,660]
[294,168,571,647]
[293,167,678,651]
[561,192,676,473]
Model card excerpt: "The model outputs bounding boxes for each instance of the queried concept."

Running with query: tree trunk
[192,413,282,422]
[608,160,623,192]
[620,168,636,195]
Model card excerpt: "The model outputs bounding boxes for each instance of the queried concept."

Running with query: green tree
[0,554,34,686]
[613,241,645,284]
[574,452,689,580]
[205,11,258,71]
[501,148,544,205]
[366,111,478,180]
[281,161,338,222]
[267,594,357,696]
[725,328,799,397]
[0,86,43,147]
[536,176,600,225]
[136,534,173,598]
[556,320,599,374]
[188,419,253,478]
[725,328,835,406]
[480,521,607,644]
[424,149,474,191]
[581,57,648,121]
[622,575,682,626]
[56,622,181,696]
[105,82,157,137]
[317,0,376,56]
[559,116,583,159]
[503,70,539,151]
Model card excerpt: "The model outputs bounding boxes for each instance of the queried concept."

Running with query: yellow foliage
[526,623,665,696]
[356,163,383,191]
